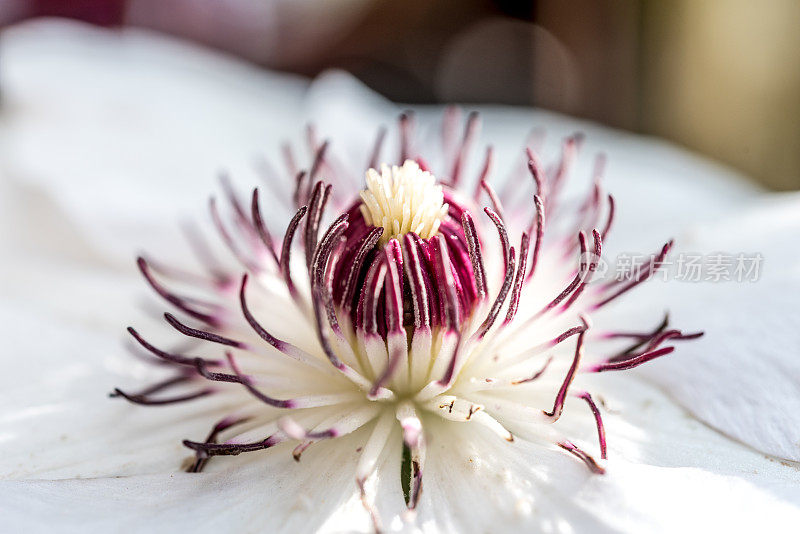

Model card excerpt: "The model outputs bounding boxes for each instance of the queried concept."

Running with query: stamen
[111,386,214,406]
[180,220,231,286]
[435,333,464,390]
[310,213,350,297]
[292,441,313,461]
[110,373,190,398]
[253,156,288,207]
[601,194,615,240]
[209,197,259,273]
[402,234,432,328]
[278,417,338,441]
[548,135,580,210]
[339,227,384,314]
[399,112,414,163]
[526,148,546,200]
[560,229,603,312]
[535,231,589,316]
[289,406,381,451]
[219,173,257,240]
[184,434,283,457]
[279,205,308,300]
[431,235,460,331]
[250,188,280,265]
[141,255,222,291]
[479,179,506,223]
[188,416,252,472]
[385,240,407,318]
[449,111,479,186]
[309,219,395,397]
[592,240,673,310]
[357,257,387,335]
[370,244,407,396]
[462,212,487,300]
[589,346,675,372]
[319,236,347,333]
[163,312,249,349]
[490,322,586,373]
[574,391,607,459]
[472,145,494,201]
[304,141,329,206]
[194,357,246,384]
[525,194,545,282]
[292,170,306,209]
[431,396,483,421]
[510,355,554,386]
[471,410,515,442]
[607,329,702,363]
[238,274,337,376]
[304,181,332,268]
[368,126,387,171]
[127,326,220,367]
[602,312,670,341]
[558,440,605,474]
[211,352,296,408]
[473,248,516,340]
[543,316,589,421]
[483,207,510,273]
[504,232,530,324]
[370,344,405,398]
[137,257,222,326]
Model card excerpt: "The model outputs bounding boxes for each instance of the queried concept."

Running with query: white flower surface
[1,19,799,534]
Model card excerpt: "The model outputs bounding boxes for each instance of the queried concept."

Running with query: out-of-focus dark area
[2,0,799,190]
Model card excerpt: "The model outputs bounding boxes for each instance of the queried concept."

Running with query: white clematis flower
[1,19,799,534]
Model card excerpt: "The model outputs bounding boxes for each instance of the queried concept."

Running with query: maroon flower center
[331,188,480,337]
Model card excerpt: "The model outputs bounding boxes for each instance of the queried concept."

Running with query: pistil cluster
[114,110,701,529]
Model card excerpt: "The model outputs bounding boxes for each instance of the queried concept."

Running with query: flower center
[360,160,449,246]
[331,159,482,345]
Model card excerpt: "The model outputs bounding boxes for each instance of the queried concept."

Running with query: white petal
[413,376,800,533]
[0,297,232,479]
[0,19,309,263]
[3,365,798,532]
[0,431,380,534]
[623,192,800,462]
[2,17,796,534]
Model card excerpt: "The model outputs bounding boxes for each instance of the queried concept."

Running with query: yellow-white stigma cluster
[359,160,449,246]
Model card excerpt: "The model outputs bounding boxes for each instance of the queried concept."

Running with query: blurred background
[2,0,798,190]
